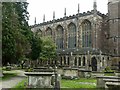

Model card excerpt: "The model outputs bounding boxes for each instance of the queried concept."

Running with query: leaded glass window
[36,29,42,37]
[82,20,92,47]
[56,25,64,49]
[68,23,76,48]
[46,27,52,36]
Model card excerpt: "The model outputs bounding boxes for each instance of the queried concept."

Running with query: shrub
[5,66,11,71]
[25,68,33,72]
[104,66,114,72]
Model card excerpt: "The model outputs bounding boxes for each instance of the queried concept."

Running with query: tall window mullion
[82,20,91,48]
[46,27,52,37]
[68,23,76,48]
[56,25,64,49]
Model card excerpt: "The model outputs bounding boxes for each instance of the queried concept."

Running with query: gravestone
[91,71,104,78]
[96,76,120,89]
[63,67,79,79]
[25,72,54,88]
[25,67,54,88]
[78,69,91,78]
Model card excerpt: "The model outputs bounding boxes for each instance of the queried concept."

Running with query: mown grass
[1,73,17,81]
[104,73,115,76]
[61,78,96,88]
[13,78,96,89]
[0,70,18,81]
[13,78,28,88]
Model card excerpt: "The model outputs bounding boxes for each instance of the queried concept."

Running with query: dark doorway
[68,57,70,65]
[83,57,85,66]
[91,57,97,71]
[79,57,81,66]
[74,57,77,66]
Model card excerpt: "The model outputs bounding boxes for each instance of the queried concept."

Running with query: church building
[31,0,120,71]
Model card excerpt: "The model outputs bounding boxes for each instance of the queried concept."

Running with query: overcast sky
[27,0,108,25]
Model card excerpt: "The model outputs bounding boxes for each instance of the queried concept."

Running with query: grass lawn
[1,73,17,81]
[13,78,27,88]
[0,70,18,81]
[61,78,96,88]
[13,78,97,89]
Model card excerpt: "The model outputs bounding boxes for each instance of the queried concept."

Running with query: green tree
[13,2,33,63]
[39,36,57,65]
[2,2,32,65]
[2,3,17,65]
[30,34,42,60]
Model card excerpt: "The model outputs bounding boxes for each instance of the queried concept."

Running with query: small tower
[93,0,98,50]
[108,0,120,56]
[78,3,80,14]
[43,14,45,22]
[53,11,55,20]
[34,17,36,24]
[64,8,66,17]
[93,0,97,15]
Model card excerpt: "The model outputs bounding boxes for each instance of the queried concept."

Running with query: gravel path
[0,70,26,89]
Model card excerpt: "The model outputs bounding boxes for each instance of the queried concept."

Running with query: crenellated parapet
[30,10,107,28]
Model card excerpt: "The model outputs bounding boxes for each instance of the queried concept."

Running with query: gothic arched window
[56,25,64,49]
[37,29,42,37]
[46,27,52,36]
[68,23,76,48]
[82,20,92,47]
[79,57,81,66]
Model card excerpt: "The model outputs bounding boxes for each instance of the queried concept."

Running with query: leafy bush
[2,66,11,71]
[104,66,114,72]
[25,68,33,72]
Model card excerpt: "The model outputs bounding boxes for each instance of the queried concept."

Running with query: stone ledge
[103,79,120,82]
[63,67,78,70]
[24,72,54,76]
[78,69,91,72]
[96,76,120,79]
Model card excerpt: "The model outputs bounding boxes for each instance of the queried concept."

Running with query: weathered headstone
[96,76,120,89]
[63,67,79,79]
[25,67,55,88]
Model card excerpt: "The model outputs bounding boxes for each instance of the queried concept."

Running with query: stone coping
[78,69,91,72]
[104,72,114,73]
[116,71,120,73]
[96,76,120,79]
[31,10,107,28]
[34,67,48,69]
[91,71,103,73]
[103,79,120,82]
[63,67,79,70]
[24,72,54,76]
[33,69,54,72]
[106,82,120,86]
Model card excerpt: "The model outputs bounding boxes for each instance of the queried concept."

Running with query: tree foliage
[2,2,57,66]
[30,34,42,60]
[39,36,57,61]
[2,2,33,65]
